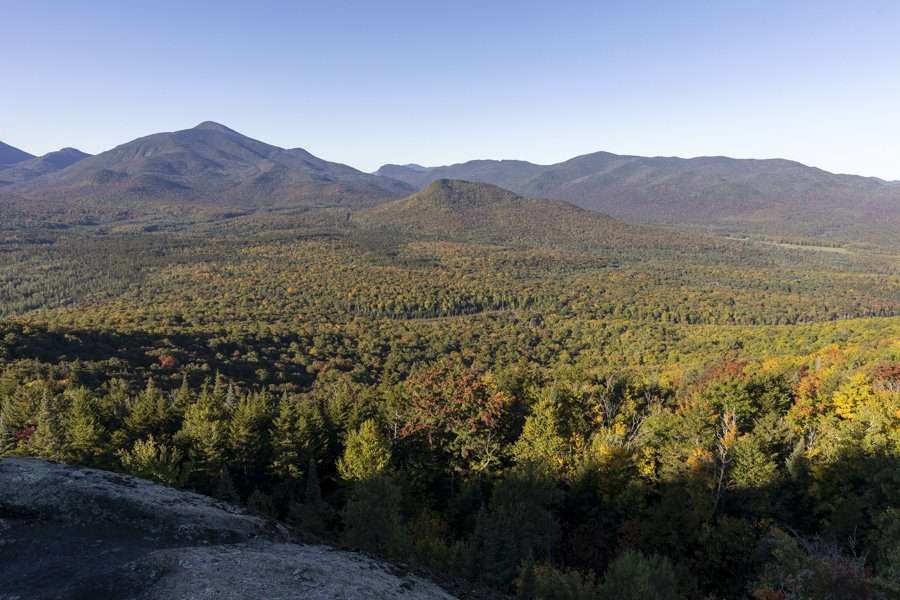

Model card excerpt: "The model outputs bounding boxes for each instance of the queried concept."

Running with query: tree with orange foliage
[400,360,515,476]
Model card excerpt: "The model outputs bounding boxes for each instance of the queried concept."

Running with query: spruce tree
[228,391,272,492]
[179,384,228,492]
[31,391,63,461]
[337,419,391,481]
[66,388,103,464]
[271,396,303,479]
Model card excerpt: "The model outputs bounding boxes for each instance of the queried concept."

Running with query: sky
[2,0,899,179]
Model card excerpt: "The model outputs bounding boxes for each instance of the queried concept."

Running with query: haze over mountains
[2,122,899,245]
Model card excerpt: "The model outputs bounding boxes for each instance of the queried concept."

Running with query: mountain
[0,141,34,167]
[377,153,900,243]
[356,178,694,250]
[12,122,412,207]
[0,147,90,186]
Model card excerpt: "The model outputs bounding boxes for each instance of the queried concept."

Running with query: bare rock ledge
[0,457,457,600]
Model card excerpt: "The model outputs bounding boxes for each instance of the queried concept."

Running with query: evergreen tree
[65,388,103,464]
[271,393,303,480]
[179,384,229,491]
[228,390,272,492]
[117,435,183,486]
[513,395,569,475]
[337,418,391,481]
[174,373,194,411]
[31,391,63,461]
[124,378,174,441]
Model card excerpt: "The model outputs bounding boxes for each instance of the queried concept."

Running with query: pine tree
[513,396,568,475]
[179,384,229,492]
[271,394,303,480]
[174,373,193,411]
[337,419,391,481]
[228,391,272,492]
[117,435,183,486]
[125,378,173,441]
[31,391,63,461]
[65,388,103,464]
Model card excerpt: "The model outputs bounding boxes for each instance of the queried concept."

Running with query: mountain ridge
[0,147,90,185]
[9,122,413,208]
[376,151,900,242]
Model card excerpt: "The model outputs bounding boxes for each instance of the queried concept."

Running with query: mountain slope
[377,153,900,243]
[356,178,694,250]
[0,140,34,167]
[14,122,412,207]
[0,147,90,185]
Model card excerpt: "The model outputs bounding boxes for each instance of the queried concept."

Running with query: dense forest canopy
[1,177,899,599]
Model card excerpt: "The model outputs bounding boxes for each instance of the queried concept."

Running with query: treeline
[2,342,898,599]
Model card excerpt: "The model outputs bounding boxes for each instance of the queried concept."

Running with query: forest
[1,201,899,600]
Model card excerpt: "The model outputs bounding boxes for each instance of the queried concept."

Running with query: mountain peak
[419,178,519,206]
[192,121,239,134]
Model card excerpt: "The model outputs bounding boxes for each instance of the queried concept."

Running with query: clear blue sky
[3,0,899,178]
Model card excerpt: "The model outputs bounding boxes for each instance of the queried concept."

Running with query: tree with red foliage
[400,360,515,476]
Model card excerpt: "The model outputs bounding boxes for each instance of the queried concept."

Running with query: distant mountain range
[377,153,900,242]
[2,122,411,207]
[2,123,898,244]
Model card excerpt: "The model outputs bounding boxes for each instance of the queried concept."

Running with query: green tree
[337,418,391,481]
[179,384,229,491]
[31,391,63,461]
[228,391,272,491]
[65,388,104,464]
[513,395,569,475]
[117,435,182,486]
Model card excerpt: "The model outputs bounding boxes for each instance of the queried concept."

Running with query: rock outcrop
[0,458,457,600]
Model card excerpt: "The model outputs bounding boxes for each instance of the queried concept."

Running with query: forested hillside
[1,183,899,600]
